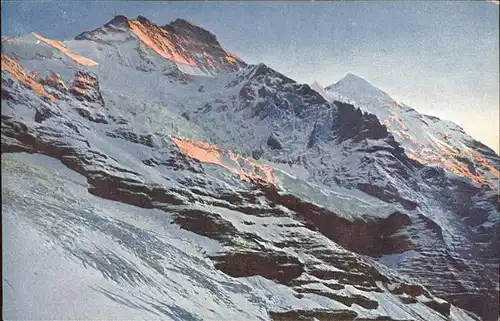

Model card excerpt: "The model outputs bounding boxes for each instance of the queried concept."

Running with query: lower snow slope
[1,148,475,321]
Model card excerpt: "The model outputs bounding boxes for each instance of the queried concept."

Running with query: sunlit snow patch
[32,32,98,66]
[171,137,275,184]
[1,53,56,101]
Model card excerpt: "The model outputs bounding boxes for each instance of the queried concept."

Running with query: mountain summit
[2,14,499,321]
[75,15,246,75]
[325,73,395,105]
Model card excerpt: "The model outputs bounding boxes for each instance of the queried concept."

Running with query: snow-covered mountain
[319,74,499,189]
[2,15,498,321]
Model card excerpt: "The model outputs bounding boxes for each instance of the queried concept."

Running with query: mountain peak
[329,73,375,89]
[341,72,369,83]
[128,16,246,74]
[326,72,392,102]
[75,15,131,40]
[165,18,219,48]
[104,15,129,27]
[74,15,246,75]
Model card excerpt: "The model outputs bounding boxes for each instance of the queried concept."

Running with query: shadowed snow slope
[2,15,498,321]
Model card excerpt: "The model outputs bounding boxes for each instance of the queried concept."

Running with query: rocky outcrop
[172,209,238,244]
[356,183,418,211]
[237,63,328,120]
[41,71,68,92]
[105,129,156,148]
[258,185,414,256]
[34,104,59,123]
[212,251,304,284]
[333,101,389,143]
[70,70,105,105]
[268,309,358,321]
[267,133,284,150]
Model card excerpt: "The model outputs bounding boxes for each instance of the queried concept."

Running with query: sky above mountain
[2,1,498,153]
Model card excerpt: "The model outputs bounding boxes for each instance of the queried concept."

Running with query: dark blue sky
[2,1,499,151]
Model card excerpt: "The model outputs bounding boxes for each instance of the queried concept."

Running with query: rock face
[2,15,498,321]
[70,70,105,105]
[41,71,68,93]
[333,101,389,143]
